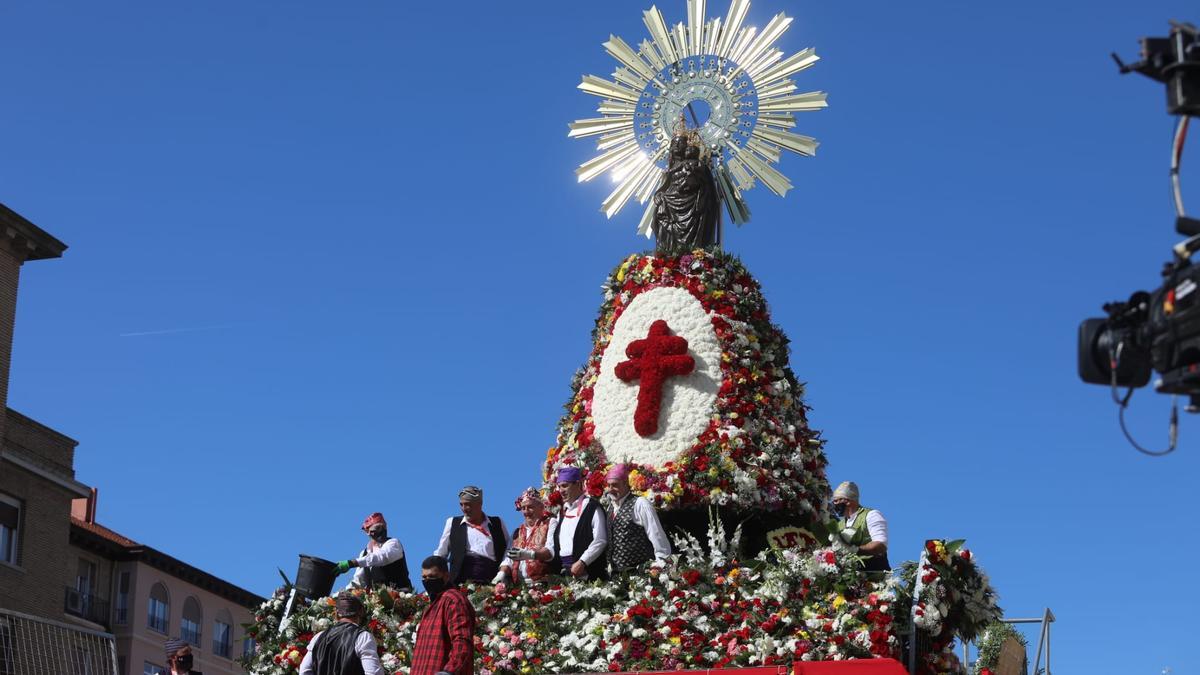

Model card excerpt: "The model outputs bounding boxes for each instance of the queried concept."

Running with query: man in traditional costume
[604,464,671,573]
[335,512,412,591]
[829,481,890,573]
[492,487,553,584]
[549,467,608,580]
[298,592,384,675]
[412,556,476,675]
[433,485,512,585]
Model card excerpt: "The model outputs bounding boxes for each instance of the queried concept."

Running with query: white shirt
[842,508,888,545]
[434,514,511,560]
[610,493,672,561]
[298,627,383,675]
[556,495,608,564]
[351,537,405,587]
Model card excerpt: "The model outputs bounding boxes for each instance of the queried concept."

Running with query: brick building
[0,203,263,675]
[0,203,81,620]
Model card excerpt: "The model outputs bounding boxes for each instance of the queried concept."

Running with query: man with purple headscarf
[605,464,672,573]
[549,466,608,580]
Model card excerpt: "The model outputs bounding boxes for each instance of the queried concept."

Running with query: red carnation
[586,471,605,497]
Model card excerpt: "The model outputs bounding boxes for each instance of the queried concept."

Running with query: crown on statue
[672,114,712,162]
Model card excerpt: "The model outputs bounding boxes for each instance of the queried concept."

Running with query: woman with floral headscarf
[492,488,553,585]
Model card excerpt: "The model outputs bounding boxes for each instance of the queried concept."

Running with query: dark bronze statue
[651,128,720,256]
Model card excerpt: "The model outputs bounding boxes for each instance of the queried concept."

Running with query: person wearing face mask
[298,591,384,675]
[164,638,201,675]
[492,487,553,585]
[829,481,889,574]
[549,467,609,581]
[412,555,476,675]
[604,464,671,574]
[433,486,512,585]
[334,512,413,591]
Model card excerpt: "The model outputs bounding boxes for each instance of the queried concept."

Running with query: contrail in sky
[118,324,234,338]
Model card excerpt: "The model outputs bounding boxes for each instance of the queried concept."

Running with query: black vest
[552,497,608,580]
[358,540,412,590]
[448,515,505,584]
[312,622,365,675]
[608,496,655,572]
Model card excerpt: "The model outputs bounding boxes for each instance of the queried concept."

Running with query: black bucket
[294,554,338,599]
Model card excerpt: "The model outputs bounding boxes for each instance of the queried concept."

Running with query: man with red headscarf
[605,464,672,574]
[334,512,412,591]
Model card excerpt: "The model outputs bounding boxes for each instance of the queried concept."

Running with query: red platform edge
[574,660,907,675]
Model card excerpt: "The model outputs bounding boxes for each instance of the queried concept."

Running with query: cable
[1109,340,1178,456]
[1171,115,1190,219]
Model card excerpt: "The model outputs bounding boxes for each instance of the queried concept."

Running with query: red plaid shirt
[411,587,475,675]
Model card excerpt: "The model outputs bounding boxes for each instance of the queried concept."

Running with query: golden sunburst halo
[569,0,827,235]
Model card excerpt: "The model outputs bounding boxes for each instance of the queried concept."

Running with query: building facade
[0,203,264,675]
[71,492,262,675]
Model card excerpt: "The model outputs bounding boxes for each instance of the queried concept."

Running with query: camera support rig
[1078,22,1200,454]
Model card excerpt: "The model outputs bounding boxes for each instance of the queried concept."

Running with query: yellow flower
[708,468,719,478]
[833,594,847,609]
[711,290,725,298]
[670,637,681,645]
[672,483,684,496]
[728,568,741,580]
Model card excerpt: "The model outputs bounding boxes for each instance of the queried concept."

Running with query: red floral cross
[614,319,695,437]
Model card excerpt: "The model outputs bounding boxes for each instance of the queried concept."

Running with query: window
[212,610,232,659]
[181,597,202,647]
[114,572,130,625]
[0,494,20,566]
[147,583,169,634]
[142,662,165,675]
[242,634,256,659]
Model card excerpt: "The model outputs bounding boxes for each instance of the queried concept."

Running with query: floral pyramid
[544,249,829,550]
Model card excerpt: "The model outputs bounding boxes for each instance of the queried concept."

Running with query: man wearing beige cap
[830,481,890,573]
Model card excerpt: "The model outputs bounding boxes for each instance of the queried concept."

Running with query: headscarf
[361,512,386,531]
[832,481,860,501]
[605,464,631,482]
[556,466,583,483]
[459,485,483,502]
[514,487,544,510]
[335,591,364,618]
[164,637,189,659]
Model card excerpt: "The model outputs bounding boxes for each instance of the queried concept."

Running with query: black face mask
[423,576,447,601]
[831,502,847,518]
[173,654,193,672]
[370,529,388,543]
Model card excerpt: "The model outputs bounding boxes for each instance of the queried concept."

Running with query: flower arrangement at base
[896,539,1003,675]
[241,521,1017,675]
[543,250,830,539]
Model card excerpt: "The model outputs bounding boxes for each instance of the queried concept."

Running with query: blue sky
[2,0,1197,672]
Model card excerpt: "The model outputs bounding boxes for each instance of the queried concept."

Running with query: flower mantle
[545,249,828,516]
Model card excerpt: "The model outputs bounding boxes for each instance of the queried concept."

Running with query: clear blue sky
[2,1,1197,672]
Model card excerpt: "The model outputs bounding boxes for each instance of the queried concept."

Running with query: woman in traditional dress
[492,488,553,585]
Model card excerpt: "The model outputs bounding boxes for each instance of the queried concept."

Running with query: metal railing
[63,588,110,628]
[0,607,118,675]
[960,608,1055,675]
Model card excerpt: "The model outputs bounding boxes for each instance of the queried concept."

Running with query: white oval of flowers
[592,286,722,468]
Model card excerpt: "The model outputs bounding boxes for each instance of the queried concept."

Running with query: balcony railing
[63,587,110,627]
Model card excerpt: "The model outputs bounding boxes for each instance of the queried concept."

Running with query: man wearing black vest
[334,512,413,591]
[604,464,671,574]
[298,592,383,675]
[433,485,512,585]
[550,467,608,580]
